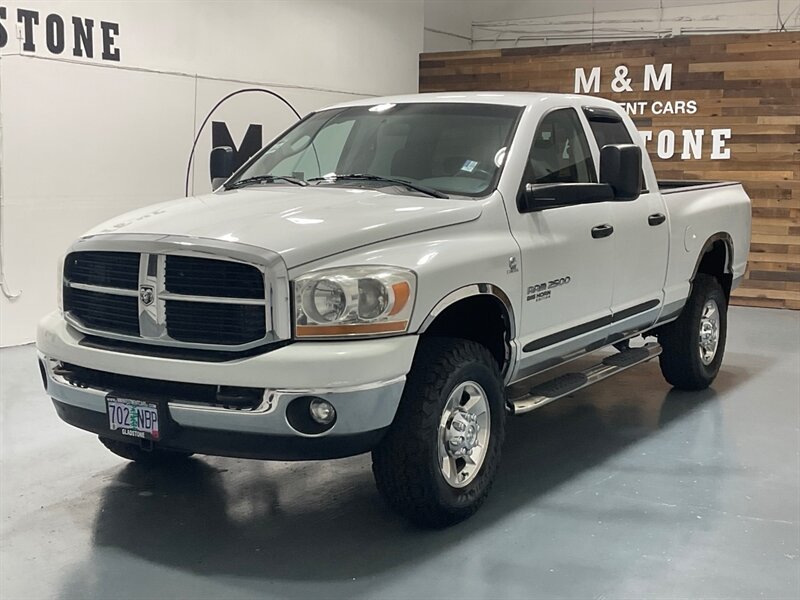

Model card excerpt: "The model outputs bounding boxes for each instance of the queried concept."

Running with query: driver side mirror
[519,182,614,212]
[600,144,641,201]
[210,146,234,190]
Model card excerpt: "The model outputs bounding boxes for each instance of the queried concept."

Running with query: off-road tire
[372,337,506,528]
[658,274,727,390]
[99,436,193,465]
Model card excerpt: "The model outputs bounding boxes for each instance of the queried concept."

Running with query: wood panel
[419,32,800,310]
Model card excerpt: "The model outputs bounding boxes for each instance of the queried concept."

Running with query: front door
[508,108,615,378]
[583,107,670,332]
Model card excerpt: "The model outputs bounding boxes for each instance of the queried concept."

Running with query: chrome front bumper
[37,312,416,459]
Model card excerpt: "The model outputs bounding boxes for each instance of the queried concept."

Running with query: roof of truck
[324,91,619,110]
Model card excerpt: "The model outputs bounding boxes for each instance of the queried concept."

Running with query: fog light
[286,396,336,434]
[309,398,336,425]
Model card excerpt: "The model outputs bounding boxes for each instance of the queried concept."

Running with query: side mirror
[600,144,641,201]
[210,146,234,190]
[519,182,614,213]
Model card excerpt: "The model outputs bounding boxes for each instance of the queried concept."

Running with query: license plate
[106,396,161,441]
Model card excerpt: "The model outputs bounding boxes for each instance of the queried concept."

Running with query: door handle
[648,213,666,226]
[591,224,614,239]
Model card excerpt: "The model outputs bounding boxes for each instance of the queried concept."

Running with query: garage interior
[1,1,799,599]
[2,307,798,598]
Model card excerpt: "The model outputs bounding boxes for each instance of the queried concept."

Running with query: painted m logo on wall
[211,121,263,176]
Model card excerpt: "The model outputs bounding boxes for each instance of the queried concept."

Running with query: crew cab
[36,92,751,527]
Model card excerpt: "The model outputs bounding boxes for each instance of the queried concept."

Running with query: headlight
[294,266,416,338]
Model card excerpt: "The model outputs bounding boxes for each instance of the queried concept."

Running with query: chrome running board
[507,342,662,415]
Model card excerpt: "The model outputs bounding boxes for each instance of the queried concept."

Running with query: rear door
[508,108,615,378]
[583,107,669,334]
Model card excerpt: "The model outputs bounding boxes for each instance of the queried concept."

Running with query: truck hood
[85,186,483,267]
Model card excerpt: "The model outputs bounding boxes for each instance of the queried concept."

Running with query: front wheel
[372,337,506,528]
[658,273,728,390]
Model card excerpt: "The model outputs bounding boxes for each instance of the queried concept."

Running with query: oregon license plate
[106,396,161,441]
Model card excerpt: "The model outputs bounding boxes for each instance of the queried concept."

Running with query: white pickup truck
[37,92,751,527]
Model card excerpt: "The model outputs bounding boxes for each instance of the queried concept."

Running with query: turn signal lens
[389,281,411,316]
[295,320,409,337]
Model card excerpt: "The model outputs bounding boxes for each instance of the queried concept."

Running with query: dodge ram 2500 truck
[37,92,751,527]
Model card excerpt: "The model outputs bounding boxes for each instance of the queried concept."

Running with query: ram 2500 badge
[37,92,751,527]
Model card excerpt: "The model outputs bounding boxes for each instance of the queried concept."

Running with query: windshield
[231,102,523,197]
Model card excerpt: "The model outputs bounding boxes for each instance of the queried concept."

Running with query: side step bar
[508,342,662,415]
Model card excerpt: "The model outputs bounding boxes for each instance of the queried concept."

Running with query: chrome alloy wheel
[438,381,491,489]
[698,299,721,365]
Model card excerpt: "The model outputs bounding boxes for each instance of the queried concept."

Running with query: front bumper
[37,312,417,460]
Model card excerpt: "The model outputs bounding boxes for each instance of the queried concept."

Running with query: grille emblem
[139,285,155,306]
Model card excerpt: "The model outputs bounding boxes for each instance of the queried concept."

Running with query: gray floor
[1,306,798,600]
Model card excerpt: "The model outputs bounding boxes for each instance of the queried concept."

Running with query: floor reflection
[78,360,736,586]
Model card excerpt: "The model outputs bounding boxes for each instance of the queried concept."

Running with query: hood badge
[139,285,155,306]
[507,256,518,274]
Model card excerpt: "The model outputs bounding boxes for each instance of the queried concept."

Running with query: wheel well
[421,295,511,372]
[696,238,733,300]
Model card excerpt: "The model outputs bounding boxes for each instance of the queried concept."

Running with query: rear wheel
[372,337,506,528]
[99,436,193,465]
[658,274,727,390]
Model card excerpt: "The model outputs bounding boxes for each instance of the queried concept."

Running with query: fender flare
[690,232,734,282]
[686,232,735,303]
[418,283,516,340]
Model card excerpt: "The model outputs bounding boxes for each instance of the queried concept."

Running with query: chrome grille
[63,287,139,336]
[64,251,139,289]
[165,255,264,299]
[62,245,284,350]
[165,300,266,345]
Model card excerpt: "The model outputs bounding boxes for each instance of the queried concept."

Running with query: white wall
[424,1,472,52]
[0,0,424,346]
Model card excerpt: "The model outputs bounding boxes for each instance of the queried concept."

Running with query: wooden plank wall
[419,32,800,309]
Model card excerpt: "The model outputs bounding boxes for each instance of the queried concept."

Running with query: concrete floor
[1,306,798,599]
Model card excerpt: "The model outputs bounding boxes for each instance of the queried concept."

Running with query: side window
[586,118,633,148]
[584,108,647,191]
[526,108,596,185]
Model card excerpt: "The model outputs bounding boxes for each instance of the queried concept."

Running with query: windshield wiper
[225,175,308,190]
[307,173,449,199]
